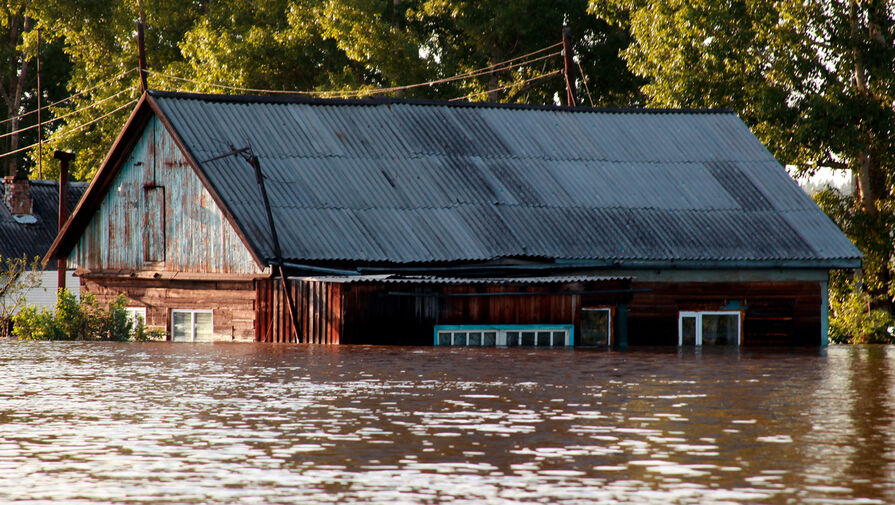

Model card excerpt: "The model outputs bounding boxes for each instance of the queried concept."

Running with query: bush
[829,286,895,344]
[13,289,149,341]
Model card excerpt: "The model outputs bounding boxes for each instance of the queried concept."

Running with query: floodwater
[1,343,893,505]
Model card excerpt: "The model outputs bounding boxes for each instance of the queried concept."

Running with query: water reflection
[0,342,892,504]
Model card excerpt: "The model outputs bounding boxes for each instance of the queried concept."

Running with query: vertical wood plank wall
[70,116,259,275]
[256,278,821,346]
[256,278,342,343]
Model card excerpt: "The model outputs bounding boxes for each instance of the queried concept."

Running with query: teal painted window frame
[434,324,575,347]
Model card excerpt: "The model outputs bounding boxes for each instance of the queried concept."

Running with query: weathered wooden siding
[256,278,341,343]
[70,116,259,274]
[341,281,631,345]
[255,279,631,345]
[627,281,822,346]
[81,275,256,341]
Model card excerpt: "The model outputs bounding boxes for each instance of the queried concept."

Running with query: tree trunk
[487,44,500,102]
[0,13,29,177]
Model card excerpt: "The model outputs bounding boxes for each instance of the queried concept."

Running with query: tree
[13,1,643,180]
[591,0,895,313]
[0,255,43,337]
[315,0,643,105]
[29,0,202,180]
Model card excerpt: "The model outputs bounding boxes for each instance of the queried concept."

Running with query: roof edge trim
[147,89,735,115]
[46,93,153,261]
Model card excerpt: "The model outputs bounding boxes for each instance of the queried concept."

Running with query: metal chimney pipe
[54,151,74,292]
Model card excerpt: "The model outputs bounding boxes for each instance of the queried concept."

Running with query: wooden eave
[75,268,269,282]
[45,91,266,270]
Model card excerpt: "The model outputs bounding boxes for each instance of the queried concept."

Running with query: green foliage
[12,289,149,341]
[593,0,895,324]
[8,1,642,181]
[0,255,44,336]
[829,284,895,344]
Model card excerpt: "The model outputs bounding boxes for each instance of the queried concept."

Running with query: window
[125,307,147,326]
[579,308,612,346]
[171,309,213,342]
[435,325,573,347]
[678,311,741,346]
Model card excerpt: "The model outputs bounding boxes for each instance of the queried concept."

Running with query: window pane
[537,331,551,347]
[438,332,452,346]
[520,331,535,346]
[483,332,497,346]
[680,316,697,345]
[172,311,192,342]
[552,331,566,347]
[126,307,146,326]
[702,314,738,346]
[580,309,610,346]
[194,312,214,342]
[452,332,467,346]
[468,332,482,346]
[506,331,519,347]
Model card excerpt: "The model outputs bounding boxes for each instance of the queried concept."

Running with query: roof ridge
[148,89,735,115]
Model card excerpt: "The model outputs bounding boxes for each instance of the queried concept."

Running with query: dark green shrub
[829,286,895,344]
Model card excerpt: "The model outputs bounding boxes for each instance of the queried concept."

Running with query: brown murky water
[1,342,893,504]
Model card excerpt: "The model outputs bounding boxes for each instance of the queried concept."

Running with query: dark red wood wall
[626,281,822,346]
[81,275,257,341]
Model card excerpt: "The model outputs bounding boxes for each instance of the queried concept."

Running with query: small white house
[0,177,86,316]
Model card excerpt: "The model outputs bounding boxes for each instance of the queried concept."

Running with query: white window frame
[678,311,742,346]
[434,325,574,348]
[171,309,214,342]
[125,307,147,326]
[580,307,613,346]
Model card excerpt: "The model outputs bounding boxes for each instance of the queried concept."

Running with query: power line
[145,43,563,98]
[449,70,562,102]
[0,98,138,161]
[0,87,135,142]
[0,68,136,128]
[335,51,563,98]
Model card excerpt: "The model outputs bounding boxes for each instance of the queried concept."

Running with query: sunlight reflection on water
[0,342,893,504]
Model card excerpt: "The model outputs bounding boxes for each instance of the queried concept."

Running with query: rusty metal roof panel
[150,91,861,266]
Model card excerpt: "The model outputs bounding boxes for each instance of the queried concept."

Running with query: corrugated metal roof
[151,91,861,267]
[0,180,87,269]
[292,274,631,285]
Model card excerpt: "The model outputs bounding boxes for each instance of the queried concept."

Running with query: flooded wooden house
[47,91,861,347]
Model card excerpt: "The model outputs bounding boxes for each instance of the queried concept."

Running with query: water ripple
[0,342,893,504]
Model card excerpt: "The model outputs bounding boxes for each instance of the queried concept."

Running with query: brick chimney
[4,175,33,217]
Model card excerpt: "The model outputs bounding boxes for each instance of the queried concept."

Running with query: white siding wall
[2,270,80,314]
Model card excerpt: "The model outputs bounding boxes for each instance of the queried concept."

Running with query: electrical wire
[0,68,136,128]
[145,42,563,98]
[147,51,560,98]
[334,51,562,98]
[448,70,562,102]
[0,87,135,142]
[576,59,595,107]
[0,98,138,161]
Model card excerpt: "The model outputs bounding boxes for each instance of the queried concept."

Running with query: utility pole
[562,26,578,107]
[36,28,42,179]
